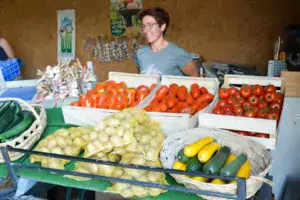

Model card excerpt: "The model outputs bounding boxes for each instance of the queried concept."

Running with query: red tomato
[248,95,259,106]
[270,102,281,111]
[251,106,259,114]
[227,96,236,105]
[202,93,214,103]
[71,101,81,106]
[212,107,224,115]
[179,106,195,115]
[275,92,284,104]
[219,88,230,99]
[236,131,249,136]
[105,80,116,86]
[166,96,179,109]
[200,87,208,94]
[258,96,268,109]
[87,90,96,97]
[95,93,108,108]
[159,103,168,112]
[191,88,201,99]
[264,92,276,103]
[149,84,157,92]
[169,84,179,95]
[155,86,169,101]
[136,85,149,94]
[177,86,188,101]
[106,85,117,95]
[266,112,280,121]
[224,111,235,116]
[247,132,256,136]
[217,100,227,108]
[234,107,244,116]
[240,85,252,98]
[186,94,194,105]
[111,102,125,110]
[232,101,242,109]
[234,95,245,104]
[106,94,116,108]
[257,108,269,118]
[95,82,106,91]
[191,83,200,90]
[81,97,94,108]
[244,110,256,118]
[264,85,276,93]
[242,101,252,110]
[256,133,269,138]
[144,106,152,111]
[221,104,233,113]
[228,88,239,96]
[150,99,159,107]
[126,89,136,106]
[251,84,263,96]
[196,102,209,112]
[136,91,149,103]
[116,82,127,93]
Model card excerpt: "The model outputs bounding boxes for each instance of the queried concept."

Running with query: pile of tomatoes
[213,84,283,121]
[70,80,157,110]
[144,83,214,115]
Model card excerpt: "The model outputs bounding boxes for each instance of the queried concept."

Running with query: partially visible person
[0,37,15,61]
[134,7,198,77]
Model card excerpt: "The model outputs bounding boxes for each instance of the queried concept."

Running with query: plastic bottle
[87,61,98,88]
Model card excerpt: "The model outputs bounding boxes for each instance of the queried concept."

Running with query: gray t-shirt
[133,42,193,76]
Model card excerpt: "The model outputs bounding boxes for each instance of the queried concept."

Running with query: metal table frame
[0,146,247,200]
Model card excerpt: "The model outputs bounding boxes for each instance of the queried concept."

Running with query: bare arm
[180,61,199,77]
[0,38,15,59]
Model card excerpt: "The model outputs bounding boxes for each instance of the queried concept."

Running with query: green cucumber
[177,148,190,163]
[3,102,23,131]
[220,153,248,177]
[0,110,35,141]
[0,105,16,133]
[186,156,203,172]
[203,146,231,175]
[0,101,13,116]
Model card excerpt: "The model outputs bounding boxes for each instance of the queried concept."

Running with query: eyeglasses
[140,23,158,31]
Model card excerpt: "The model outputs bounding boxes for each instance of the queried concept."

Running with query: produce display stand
[0,108,252,200]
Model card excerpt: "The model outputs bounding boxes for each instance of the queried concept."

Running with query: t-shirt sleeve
[133,51,140,69]
[175,47,194,69]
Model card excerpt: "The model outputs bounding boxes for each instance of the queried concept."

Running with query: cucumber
[0,110,35,141]
[186,157,203,172]
[220,153,248,177]
[203,146,231,174]
[0,105,16,133]
[0,101,13,117]
[177,148,190,163]
[3,102,23,131]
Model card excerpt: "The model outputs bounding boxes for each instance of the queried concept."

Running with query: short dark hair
[138,7,170,35]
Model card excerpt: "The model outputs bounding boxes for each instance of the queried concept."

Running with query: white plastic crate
[137,75,219,135]
[62,72,161,126]
[198,74,285,149]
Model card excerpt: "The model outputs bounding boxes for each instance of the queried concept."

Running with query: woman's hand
[181,61,199,77]
[0,38,15,59]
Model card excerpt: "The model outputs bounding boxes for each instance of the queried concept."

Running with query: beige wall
[0,0,299,81]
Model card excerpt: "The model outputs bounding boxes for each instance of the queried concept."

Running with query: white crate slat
[199,74,285,150]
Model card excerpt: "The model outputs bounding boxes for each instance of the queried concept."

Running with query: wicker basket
[160,127,272,200]
[0,98,47,163]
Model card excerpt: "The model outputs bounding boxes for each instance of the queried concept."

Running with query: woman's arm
[0,38,15,59]
[180,61,199,77]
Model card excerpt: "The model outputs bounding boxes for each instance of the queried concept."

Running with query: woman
[0,37,15,61]
[134,7,198,77]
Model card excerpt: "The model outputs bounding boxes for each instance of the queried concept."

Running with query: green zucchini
[203,146,231,174]
[0,105,16,133]
[0,101,13,117]
[177,148,190,163]
[3,102,23,131]
[0,110,35,141]
[220,153,248,177]
[186,156,203,172]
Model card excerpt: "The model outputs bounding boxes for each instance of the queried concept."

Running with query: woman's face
[141,15,165,43]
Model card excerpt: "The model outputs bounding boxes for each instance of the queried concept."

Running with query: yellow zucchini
[211,179,226,184]
[184,137,214,157]
[236,160,251,179]
[197,142,221,163]
[191,176,209,182]
[173,161,187,171]
[225,153,237,164]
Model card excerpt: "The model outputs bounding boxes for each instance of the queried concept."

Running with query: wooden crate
[198,74,285,149]
[62,72,160,126]
[137,75,219,135]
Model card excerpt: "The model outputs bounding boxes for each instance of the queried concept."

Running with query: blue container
[0,59,22,81]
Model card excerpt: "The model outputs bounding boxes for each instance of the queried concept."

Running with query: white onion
[92,140,102,148]
[98,133,109,144]
[73,138,85,146]
[104,126,116,135]
[55,137,65,147]
[106,118,120,127]
[51,147,63,155]
[86,143,96,152]
[47,139,57,149]
[115,126,124,137]
[110,135,122,147]
[122,130,133,143]
[90,131,98,140]
[95,121,106,131]
[87,163,98,174]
